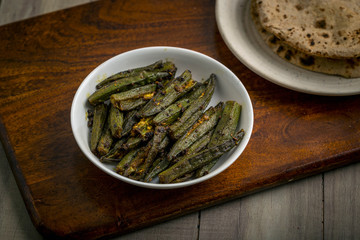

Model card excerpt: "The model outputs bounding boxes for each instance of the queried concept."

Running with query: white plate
[215,0,360,96]
[71,46,254,189]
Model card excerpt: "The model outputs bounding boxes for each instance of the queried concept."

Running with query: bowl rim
[71,46,254,189]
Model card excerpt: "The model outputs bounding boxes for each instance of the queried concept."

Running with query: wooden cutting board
[0,0,359,239]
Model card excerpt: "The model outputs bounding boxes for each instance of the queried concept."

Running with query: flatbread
[251,0,360,78]
[255,0,360,59]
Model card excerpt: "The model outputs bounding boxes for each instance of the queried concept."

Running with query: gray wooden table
[0,1,359,239]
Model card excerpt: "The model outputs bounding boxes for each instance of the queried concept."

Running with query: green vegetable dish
[87,60,245,184]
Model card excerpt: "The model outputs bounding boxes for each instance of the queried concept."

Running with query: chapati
[251,0,360,78]
[255,0,360,59]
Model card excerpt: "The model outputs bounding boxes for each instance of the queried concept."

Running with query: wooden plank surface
[199,175,323,239]
[0,144,42,239]
[0,0,359,239]
[324,164,360,240]
[0,0,97,26]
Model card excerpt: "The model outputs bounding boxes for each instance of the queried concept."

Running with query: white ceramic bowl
[71,46,254,189]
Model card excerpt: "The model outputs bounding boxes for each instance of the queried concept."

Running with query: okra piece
[172,172,195,183]
[147,156,162,175]
[96,60,163,89]
[100,156,125,163]
[137,70,198,117]
[100,136,141,162]
[100,153,127,163]
[159,135,170,152]
[167,102,224,161]
[197,101,242,177]
[109,105,124,138]
[90,103,108,154]
[113,97,149,111]
[96,123,114,156]
[195,160,217,177]
[152,98,190,126]
[186,129,214,156]
[208,101,242,147]
[169,74,215,138]
[135,126,168,179]
[132,117,154,140]
[115,148,140,175]
[88,71,172,105]
[110,84,157,105]
[123,142,152,177]
[144,156,170,182]
[152,81,208,126]
[158,130,245,183]
[170,107,204,140]
[123,137,142,150]
[99,138,126,163]
[87,109,94,128]
[121,109,138,137]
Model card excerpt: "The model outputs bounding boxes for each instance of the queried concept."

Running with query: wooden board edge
[68,148,360,239]
[1,108,359,239]
[0,115,59,238]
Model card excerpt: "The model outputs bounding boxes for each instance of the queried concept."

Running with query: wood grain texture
[0,0,360,239]
[199,175,323,240]
[0,0,97,26]
[117,212,199,240]
[324,164,360,240]
[0,144,43,240]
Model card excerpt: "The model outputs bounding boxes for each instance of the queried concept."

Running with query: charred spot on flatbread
[269,35,278,44]
[314,19,326,29]
[277,45,285,53]
[295,4,303,11]
[284,50,293,60]
[300,56,315,66]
